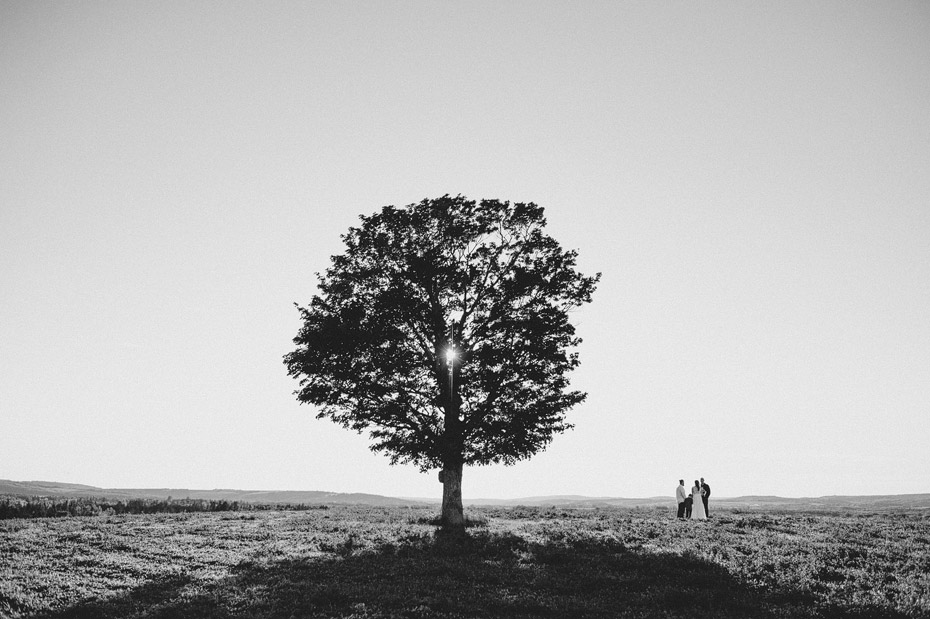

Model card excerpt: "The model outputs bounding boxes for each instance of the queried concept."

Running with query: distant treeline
[0,495,327,519]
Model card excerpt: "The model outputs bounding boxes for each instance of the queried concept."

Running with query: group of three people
[676,478,710,520]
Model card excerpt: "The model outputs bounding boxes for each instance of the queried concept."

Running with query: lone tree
[284,196,599,531]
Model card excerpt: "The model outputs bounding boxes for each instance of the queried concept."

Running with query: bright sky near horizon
[2,2,929,500]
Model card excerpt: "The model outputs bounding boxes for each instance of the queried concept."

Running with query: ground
[1,505,928,618]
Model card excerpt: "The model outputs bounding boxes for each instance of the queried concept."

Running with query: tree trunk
[435,324,465,533]
[440,462,465,532]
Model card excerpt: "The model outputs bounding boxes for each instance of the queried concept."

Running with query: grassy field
[1,505,928,618]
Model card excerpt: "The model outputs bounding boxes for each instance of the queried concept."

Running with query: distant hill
[440,494,930,511]
[3,480,928,511]
[0,480,423,507]
[713,494,930,511]
[458,495,674,508]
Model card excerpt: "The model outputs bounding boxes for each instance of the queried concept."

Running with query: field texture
[1,505,928,618]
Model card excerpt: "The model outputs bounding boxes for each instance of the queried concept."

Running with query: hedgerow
[0,495,326,519]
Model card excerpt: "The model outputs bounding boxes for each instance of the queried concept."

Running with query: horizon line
[3,479,928,502]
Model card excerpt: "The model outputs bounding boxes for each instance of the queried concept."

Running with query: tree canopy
[284,196,599,527]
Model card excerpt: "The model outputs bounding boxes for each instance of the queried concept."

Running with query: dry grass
[1,505,928,618]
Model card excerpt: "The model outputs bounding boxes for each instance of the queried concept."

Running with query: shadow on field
[37,530,903,619]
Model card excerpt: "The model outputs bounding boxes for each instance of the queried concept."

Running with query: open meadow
[2,504,929,618]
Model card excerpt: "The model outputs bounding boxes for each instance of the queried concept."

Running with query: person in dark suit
[700,477,711,517]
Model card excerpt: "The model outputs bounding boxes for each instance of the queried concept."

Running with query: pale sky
[2,1,929,500]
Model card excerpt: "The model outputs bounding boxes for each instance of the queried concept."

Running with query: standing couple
[676,478,711,520]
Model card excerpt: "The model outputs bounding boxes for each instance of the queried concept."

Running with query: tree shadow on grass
[37,530,907,619]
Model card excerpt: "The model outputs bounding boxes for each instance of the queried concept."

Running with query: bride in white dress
[690,480,707,520]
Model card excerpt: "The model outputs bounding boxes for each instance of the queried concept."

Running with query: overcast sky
[2,1,928,500]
